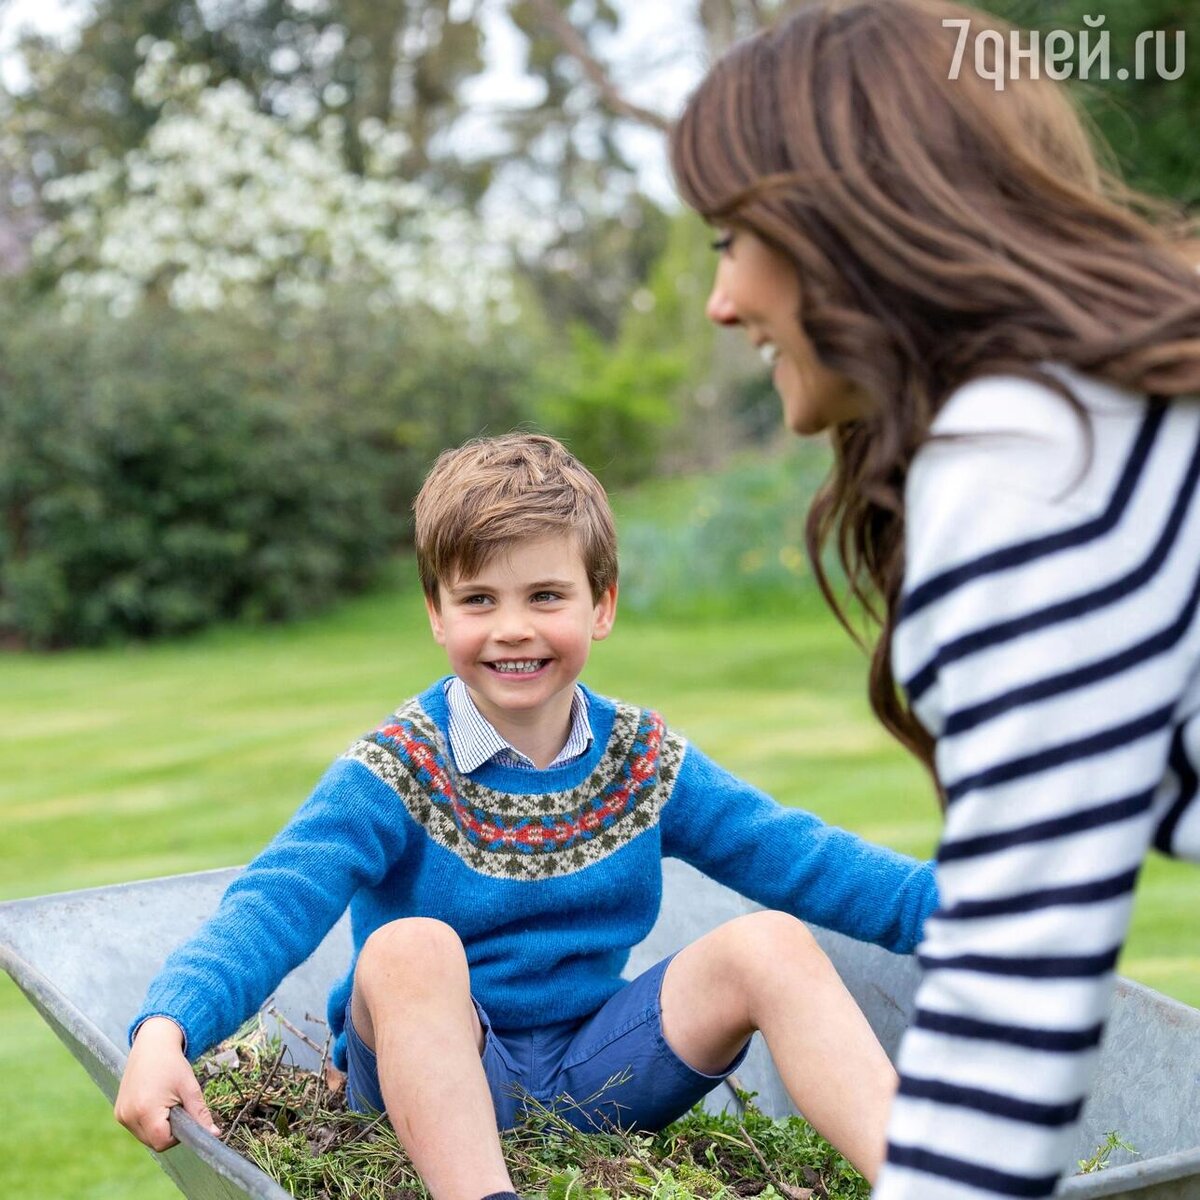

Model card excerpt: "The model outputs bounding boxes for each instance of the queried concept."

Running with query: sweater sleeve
[131,755,409,1060]
[875,386,1193,1199]
[659,743,937,954]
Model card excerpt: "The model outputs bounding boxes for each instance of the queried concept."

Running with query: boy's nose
[705,282,740,326]
[492,611,533,642]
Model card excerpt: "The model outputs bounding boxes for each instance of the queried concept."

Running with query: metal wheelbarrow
[2,859,1198,1200]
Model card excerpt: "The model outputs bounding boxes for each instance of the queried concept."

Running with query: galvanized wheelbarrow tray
[2,859,1198,1200]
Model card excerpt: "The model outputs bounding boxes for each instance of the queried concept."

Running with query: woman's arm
[875,385,1197,1200]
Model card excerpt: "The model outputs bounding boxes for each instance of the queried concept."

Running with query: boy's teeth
[759,342,780,367]
[491,659,544,674]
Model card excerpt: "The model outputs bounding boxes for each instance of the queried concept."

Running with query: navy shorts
[343,952,749,1133]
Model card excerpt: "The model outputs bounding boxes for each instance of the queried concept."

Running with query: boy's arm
[114,1016,221,1151]
[659,741,937,954]
[131,754,408,1063]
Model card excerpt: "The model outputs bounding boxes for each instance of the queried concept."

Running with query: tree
[983,0,1200,203]
[1,0,490,199]
[31,41,516,324]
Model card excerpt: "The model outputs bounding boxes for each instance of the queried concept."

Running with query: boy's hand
[114,1016,221,1151]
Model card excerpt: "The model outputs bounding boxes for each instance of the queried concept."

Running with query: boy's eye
[532,591,561,603]
[710,230,734,253]
[462,594,492,606]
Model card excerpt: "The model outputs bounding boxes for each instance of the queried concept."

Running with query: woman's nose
[705,282,740,326]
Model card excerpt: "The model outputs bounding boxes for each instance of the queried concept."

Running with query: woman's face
[705,228,863,434]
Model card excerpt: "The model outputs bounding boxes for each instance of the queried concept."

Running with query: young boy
[116,433,936,1199]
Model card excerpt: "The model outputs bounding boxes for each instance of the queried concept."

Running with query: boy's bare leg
[351,918,514,1200]
[658,911,897,1184]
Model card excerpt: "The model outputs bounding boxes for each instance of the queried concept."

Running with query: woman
[670,2,1200,1198]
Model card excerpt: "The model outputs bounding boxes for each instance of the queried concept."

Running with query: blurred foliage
[529,211,747,486]
[515,193,671,341]
[2,0,489,200]
[501,0,671,335]
[313,306,534,531]
[28,40,513,323]
[629,213,774,467]
[0,299,384,647]
[532,320,683,488]
[0,294,535,648]
[615,442,837,621]
[984,0,1200,203]
[0,0,1193,652]
[505,0,637,198]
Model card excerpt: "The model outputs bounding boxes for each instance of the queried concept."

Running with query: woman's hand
[114,1016,221,1151]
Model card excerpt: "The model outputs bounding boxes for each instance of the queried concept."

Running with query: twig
[266,1005,325,1056]
[621,1135,669,1183]
[525,0,672,132]
[735,1126,813,1200]
[724,1070,748,1110]
[307,1032,333,1133]
[222,1044,287,1145]
[223,1065,250,1107]
[342,1108,390,1146]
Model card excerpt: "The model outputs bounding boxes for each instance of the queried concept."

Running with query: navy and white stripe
[444,676,593,773]
[874,369,1200,1200]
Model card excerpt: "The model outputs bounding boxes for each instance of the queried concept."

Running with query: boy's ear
[425,593,446,644]
[591,582,618,642]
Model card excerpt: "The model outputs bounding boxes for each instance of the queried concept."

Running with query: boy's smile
[426,534,618,766]
[486,659,548,675]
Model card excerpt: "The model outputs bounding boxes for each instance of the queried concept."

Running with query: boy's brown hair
[414,433,618,604]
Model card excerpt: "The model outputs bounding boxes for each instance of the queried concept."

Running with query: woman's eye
[710,231,734,253]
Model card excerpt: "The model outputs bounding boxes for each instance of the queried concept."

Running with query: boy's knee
[725,910,821,966]
[356,917,468,991]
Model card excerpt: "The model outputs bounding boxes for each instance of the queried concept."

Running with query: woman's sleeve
[874,400,1194,1199]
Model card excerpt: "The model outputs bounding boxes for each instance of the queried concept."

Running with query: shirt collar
[443,676,593,774]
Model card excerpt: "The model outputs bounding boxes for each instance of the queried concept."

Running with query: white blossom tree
[33,40,517,327]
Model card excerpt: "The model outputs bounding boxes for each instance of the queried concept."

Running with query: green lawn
[2,569,1196,1198]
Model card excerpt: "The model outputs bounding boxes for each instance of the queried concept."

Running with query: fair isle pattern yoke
[344,697,687,880]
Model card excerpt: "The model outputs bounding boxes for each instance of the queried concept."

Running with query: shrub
[615,443,839,620]
[283,301,534,540]
[0,300,398,647]
[531,322,683,489]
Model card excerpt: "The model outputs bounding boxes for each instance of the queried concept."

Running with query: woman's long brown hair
[670,0,1200,782]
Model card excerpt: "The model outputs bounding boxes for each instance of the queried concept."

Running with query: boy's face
[426,534,617,725]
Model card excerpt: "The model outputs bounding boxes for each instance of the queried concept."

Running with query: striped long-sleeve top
[874,367,1200,1200]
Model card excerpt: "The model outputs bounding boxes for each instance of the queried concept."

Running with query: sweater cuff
[129,1012,189,1058]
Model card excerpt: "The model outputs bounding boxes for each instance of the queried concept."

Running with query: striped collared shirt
[443,676,593,774]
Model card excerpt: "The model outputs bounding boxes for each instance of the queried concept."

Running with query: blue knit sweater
[134,680,937,1069]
